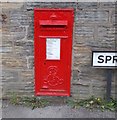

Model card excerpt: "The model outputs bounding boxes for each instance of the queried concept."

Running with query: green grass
[9,93,49,109]
[66,96,117,112]
[9,93,117,111]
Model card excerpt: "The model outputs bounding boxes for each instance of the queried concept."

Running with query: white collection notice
[46,38,60,60]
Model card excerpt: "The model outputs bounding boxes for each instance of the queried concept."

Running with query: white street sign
[92,51,117,67]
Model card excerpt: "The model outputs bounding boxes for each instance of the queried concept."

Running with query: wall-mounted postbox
[34,8,74,96]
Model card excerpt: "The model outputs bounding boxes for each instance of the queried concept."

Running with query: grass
[9,93,49,109]
[9,93,117,111]
[66,96,117,112]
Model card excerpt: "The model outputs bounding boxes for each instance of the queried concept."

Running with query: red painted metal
[34,8,74,96]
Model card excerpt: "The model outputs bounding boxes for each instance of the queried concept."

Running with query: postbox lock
[50,13,57,20]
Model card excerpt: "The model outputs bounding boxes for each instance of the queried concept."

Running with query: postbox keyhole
[50,13,57,20]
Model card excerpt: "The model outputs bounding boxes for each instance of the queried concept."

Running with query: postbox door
[34,9,74,96]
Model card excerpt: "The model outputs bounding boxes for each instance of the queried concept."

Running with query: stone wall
[1,2,116,99]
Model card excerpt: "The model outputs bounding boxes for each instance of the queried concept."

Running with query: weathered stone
[77,2,99,10]
[3,82,25,89]
[2,35,13,47]
[71,85,90,99]
[10,25,26,33]
[27,56,34,69]
[2,57,27,69]
[26,2,77,10]
[98,25,115,37]
[71,85,89,94]
[72,70,79,81]
[75,25,94,36]
[1,10,10,25]
[27,23,34,40]
[0,46,12,53]
[75,10,109,24]
[2,69,19,82]
[14,41,34,56]
[74,36,94,45]
[1,3,24,9]
[20,70,34,82]
[1,2,116,99]
[100,2,115,9]
[10,27,26,40]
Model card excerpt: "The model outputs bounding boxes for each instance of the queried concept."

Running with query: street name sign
[92,51,117,67]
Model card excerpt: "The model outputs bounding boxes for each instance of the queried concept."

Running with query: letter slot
[39,20,68,29]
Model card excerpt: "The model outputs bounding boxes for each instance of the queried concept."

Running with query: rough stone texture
[1,2,116,99]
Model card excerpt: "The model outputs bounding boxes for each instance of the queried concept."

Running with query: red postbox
[34,8,74,96]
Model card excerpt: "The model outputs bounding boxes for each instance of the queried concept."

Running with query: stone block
[98,25,115,37]
[72,70,79,81]
[74,36,94,45]
[71,85,89,94]
[2,35,13,47]
[75,25,94,36]
[27,56,34,69]
[1,3,23,9]
[14,41,34,56]
[77,2,99,10]
[10,26,26,40]
[27,23,34,40]
[0,46,12,53]
[2,57,27,69]
[75,10,109,24]
[2,69,19,82]
[20,70,34,82]
[100,2,115,9]
[26,2,76,10]
[111,10,116,24]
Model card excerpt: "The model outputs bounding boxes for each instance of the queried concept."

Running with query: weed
[9,93,117,111]
[66,96,117,111]
[9,93,20,105]
[9,93,49,109]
